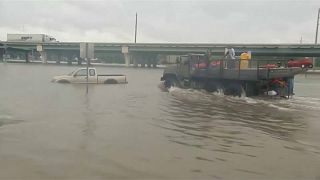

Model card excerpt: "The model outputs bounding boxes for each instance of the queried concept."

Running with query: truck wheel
[104,79,118,84]
[57,79,70,83]
[224,83,243,97]
[164,78,178,88]
[204,81,219,92]
[309,64,313,68]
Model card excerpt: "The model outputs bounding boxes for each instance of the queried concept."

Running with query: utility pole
[314,8,320,67]
[86,43,89,84]
[134,12,138,43]
[315,8,320,44]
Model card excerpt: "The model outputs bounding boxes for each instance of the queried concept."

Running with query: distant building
[7,34,57,42]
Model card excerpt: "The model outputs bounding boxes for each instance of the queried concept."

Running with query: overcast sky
[0,0,320,43]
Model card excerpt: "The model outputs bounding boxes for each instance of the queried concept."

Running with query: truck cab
[70,68,97,83]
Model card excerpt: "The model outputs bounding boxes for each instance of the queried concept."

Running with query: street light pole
[313,8,320,67]
[134,12,138,43]
[315,8,320,44]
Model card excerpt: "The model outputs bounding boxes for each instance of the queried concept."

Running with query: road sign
[36,45,43,52]
[80,43,94,59]
[80,43,86,58]
[87,43,94,59]
[122,46,129,53]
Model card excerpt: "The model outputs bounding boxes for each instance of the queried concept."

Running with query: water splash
[0,114,23,127]
[165,86,320,113]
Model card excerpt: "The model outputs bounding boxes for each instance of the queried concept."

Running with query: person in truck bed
[225,47,236,69]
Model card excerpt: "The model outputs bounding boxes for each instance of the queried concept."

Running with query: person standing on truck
[206,50,213,68]
[225,47,236,69]
[240,51,250,69]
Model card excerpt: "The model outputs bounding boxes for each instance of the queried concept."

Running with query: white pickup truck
[52,68,127,84]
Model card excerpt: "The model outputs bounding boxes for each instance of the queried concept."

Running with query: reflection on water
[154,87,309,160]
[80,85,96,150]
[0,114,24,127]
[0,63,320,179]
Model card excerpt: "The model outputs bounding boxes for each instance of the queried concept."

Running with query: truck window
[89,69,95,76]
[75,69,87,76]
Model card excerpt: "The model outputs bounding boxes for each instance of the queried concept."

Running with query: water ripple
[155,87,309,159]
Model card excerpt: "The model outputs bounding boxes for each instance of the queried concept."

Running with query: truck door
[177,56,190,79]
[88,69,97,83]
[73,69,88,83]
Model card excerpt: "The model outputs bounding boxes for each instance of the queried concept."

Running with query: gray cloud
[0,0,319,43]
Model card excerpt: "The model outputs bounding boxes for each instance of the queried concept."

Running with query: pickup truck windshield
[75,69,87,76]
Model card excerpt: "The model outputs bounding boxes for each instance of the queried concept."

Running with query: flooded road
[1,63,320,179]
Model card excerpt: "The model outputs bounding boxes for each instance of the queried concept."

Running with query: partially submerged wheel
[308,64,313,68]
[204,81,219,92]
[57,79,70,83]
[104,79,118,84]
[164,77,179,88]
[223,83,244,97]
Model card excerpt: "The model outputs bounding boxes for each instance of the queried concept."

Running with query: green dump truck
[161,54,305,98]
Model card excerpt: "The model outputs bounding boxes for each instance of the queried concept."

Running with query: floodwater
[0,63,320,180]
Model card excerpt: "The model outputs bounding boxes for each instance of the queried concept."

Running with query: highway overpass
[1,41,320,66]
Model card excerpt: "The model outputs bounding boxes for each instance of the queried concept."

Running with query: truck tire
[309,64,313,68]
[104,79,118,84]
[223,83,243,97]
[204,81,219,92]
[164,77,179,88]
[57,79,70,83]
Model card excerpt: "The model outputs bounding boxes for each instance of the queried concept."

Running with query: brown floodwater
[0,63,320,179]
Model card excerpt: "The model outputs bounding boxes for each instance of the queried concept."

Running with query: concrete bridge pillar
[140,56,147,68]
[152,60,157,68]
[77,57,82,65]
[133,59,138,67]
[0,49,4,61]
[67,57,72,65]
[123,53,130,67]
[132,55,138,67]
[146,56,157,68]
[25,52,30,63]
[40,51,47,64]
[122,46,131,67]
[56,54,61,64]
[147,57,152,68]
